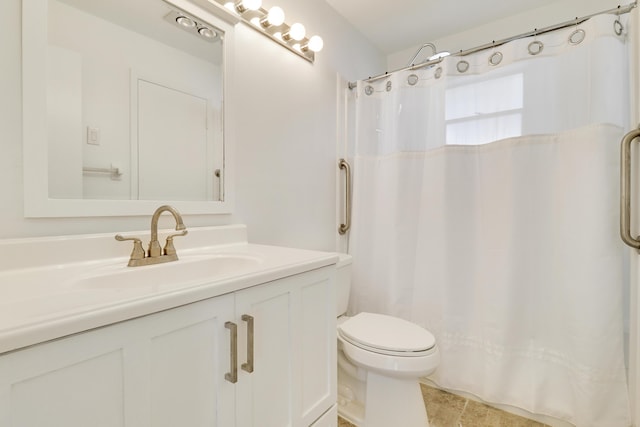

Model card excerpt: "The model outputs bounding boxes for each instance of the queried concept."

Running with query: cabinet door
[0,294,235,427]
[298,269,337,426]
[235,267,336,427]
[144,294,236,427]
[0,330,127,427]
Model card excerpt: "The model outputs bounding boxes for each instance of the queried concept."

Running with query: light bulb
[288,23,305,41]
[224,2,236,12]
[308,35,323,52]
[236,0,261,12]
[267,6,285,26]
[250,17,261,26]
[244,0,261,10]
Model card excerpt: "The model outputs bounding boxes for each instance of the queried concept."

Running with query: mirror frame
[22,0,238,217]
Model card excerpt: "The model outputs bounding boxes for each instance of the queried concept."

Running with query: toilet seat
[338,312,436,357]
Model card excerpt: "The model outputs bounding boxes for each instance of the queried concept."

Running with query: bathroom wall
[0,0,384,251]
[231,0,384,251]
[2,0,622,250]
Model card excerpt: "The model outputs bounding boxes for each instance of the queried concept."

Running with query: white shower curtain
[349,14,631,426]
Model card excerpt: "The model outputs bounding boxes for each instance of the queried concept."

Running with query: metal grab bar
[339,159,352,235]
[620,127,640,250]
[82,166,122,179]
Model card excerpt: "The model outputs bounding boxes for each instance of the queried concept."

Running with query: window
[445,73,523,145]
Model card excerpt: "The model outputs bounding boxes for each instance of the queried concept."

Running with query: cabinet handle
[225,321,238,383]
[241,314,254,373]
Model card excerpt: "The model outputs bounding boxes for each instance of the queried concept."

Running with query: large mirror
[23,0,237,217]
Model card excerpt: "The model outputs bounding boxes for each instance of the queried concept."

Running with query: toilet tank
[336,253,353,317]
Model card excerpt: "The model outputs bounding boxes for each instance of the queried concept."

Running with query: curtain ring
[528,41,544,55]
[365,85,374,96]
[614,19,624,36]
[528,29,544,55]
[457,60,469,73]
[489,51,503,66]
[386,81,392,92]
[569,28,586,44]
[434,67,443,79]
[407,74,419,86]
[486,40,502,66]
[569,18,585,45]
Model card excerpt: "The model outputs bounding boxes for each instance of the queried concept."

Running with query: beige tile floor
[338,383,550,427]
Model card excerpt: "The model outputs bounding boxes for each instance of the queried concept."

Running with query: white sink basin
[0,225,338,355]
[75,253,265,290]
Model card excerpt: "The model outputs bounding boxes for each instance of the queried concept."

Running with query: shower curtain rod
[347,1,637,90]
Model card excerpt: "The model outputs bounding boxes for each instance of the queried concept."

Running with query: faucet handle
[115,235,146,261]
[163,230,188,256]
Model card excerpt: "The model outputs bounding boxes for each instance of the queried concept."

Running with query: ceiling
[56,0,222,64]
[324,0,562,54]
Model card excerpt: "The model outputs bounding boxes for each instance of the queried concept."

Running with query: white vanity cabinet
[0,294,236,427]
[235,267,336,427]
[0,266,336,427]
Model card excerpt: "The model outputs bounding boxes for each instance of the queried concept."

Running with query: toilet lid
[338,312,436,354]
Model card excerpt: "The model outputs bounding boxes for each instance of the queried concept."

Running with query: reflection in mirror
[24,0,236,217]
[47,0,224,202]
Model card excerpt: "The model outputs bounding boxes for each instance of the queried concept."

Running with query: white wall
[0,0,628,250]
[387,0,624,70]
[0,0,384,251]
[231,0,384,251]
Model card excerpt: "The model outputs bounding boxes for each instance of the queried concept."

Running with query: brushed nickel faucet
[115,205,188,267]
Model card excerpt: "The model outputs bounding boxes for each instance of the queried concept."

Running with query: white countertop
[0,225,338,354]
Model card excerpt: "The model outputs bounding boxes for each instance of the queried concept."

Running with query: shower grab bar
[620,127,640,250]
[339,159,352,235]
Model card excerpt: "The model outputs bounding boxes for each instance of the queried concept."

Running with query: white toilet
[335,254,440,427]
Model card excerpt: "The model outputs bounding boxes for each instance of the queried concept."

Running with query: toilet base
[338,362,430,427]
[365,371,429,427]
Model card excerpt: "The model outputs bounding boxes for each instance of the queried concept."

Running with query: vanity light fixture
[213,0,323,62]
